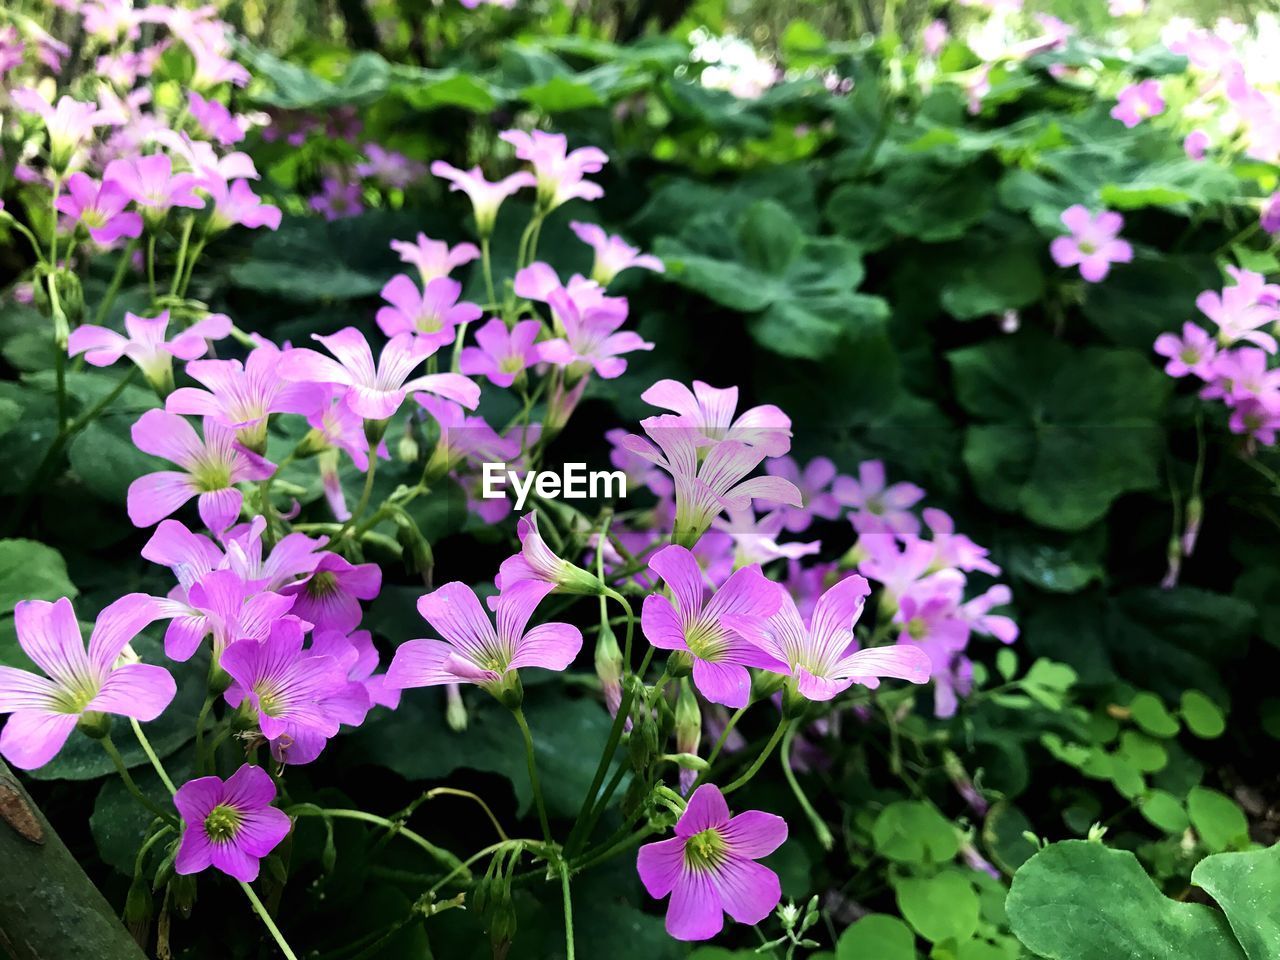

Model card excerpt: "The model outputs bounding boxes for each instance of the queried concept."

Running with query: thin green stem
[337,455,379,541]
[129,717,176,795]
[722,716,789,795]
[689,702,750,794]
[170,215,194,297]
[289,807,470,876]
[146,234,157,302]
[511,706,553,846]
[480,235,497,308]
[424,787,509,841]
[100,735,175,823]
[560,861,576,960]
[571,824,655,874]
[239,881,300,960]
[781,720,834,850]
[93,238,139,328]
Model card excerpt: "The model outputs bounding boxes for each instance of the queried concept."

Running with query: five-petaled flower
[174,764,292,882]
[636,784,788,941]
[1049,205,1133,282]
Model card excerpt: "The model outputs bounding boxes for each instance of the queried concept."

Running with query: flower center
[192,458,232,492]
[204,804,243,842]
[1078,241,1097,255]
[52,679,100,714]
[684,828,727,871]
[907,617,928,640]
[253,681,284,717]
[499,355,525,374]
[307,571,339,598]
[683,619,726,661]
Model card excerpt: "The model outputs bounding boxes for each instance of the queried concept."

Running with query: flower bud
[125,875,153,932]
[673,678,701,794]
[446,683,468,732]
[750,668,785,702]
[1182,495,1203,556]
[397,425,420,464]
[666,650,693,679]
[170,874,198,918]
[594,622,627,725]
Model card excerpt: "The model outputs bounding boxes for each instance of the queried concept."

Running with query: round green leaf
[872,801,960,864]
[895,870,980,944]
[1128,692,1180,738]
[1139,790,1189,835]
[1187,788,1249,853]
[836,914,916,960]
[1180,691,1226,739]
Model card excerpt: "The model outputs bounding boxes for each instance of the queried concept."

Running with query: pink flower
[459,318,541,387]
[568,221,664,285]
[0,595,169,770]
[188,91,246,145]
[11,88,115,168]
[636,784,787,941]
[355,143,426,189]
[641,379,792,457]
[962,585,1019,645]
[1262,192,1280,236]
[279,327,480,422]
[1109,0,1146,14]
[104,154,204,219]
[69,310,230,392]
[641,545,783,707]
[205,176,282,232]
[174,764,292,882]
[833,460,924,536]
[1184,129,1211,160]
[386,580,583,691]
[1049,205,1133,282]
[375,275,482,351]
[728,576,931,701]
[55,172,142,244]
[1111,79,1165,128]
[430,162,535,235]
[499,129,608,209]
[535,282,653,380]
[390,233,480,284]
[1154,322,1219,378]
[127,410,276,531]
[712,507,821,567]
[166,341,324,449]
[155,567,295,662]
[620,415,802,547]
[1195,268,1280,352]
[222,617,351,745]
[922,508,1000,575]
[493,512,601,597]
[759,456,842,532]
[280,553,381,634]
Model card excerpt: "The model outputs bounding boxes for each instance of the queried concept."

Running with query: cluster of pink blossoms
[1155,268,1280,446]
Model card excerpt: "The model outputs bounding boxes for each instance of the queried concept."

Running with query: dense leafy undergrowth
[1,1,1279,959]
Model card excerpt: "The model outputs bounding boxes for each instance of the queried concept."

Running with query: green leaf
[1187,788,1249,853]
[240,46,391,109]
[949,333,1169,531]
[836,914,917,960]
[1139,789,1189,834]
[68,416,166,504]
[982,801,1038,876]
[1180,690,1227,739]
[939,245,1045,321]
[895,870,980,944]
[872,801,960,864]
[1128,692,1180,738]
[0,539,77,618]
[1192,844,1280,960]
[1007,841,1247,959]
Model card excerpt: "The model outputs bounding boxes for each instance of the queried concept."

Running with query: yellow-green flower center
[307,571,339,598]
[192,459,232,492]
[204,804,243,842]
[684,828,727,871]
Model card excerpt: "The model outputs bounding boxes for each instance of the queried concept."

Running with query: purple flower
[760,456,842,533]
[569,221,664,285]
[222,618,351,743]
[1111,79,1165,128]
[857,535,960,608]
[104,153,204,220]
[641,379,792,457]
[69,310,230,393]
[641,545,783,707]
[1154,321,1218,378]
[205,176,282,232]
[375,275,482,352]
[390,233,480,284]
[620,415,802,547]
[962,585,1019,645]
[127,410,275,532]
[386,580,582,691]
[535,284,652,380]
[55,172,142,244]
[833,460,924,536]
[153,566,295,662]
[1184,129,1211,160]
[355,143,426,189]
[430,161,535,236]
[280,553,381,634]
[174,764,292,882]
[922,508,1000,575]
[309,177,364,220]
[306,386,388,471]
[606,427,674,498]
[893,582,972,717]
[279,328,480,422]
[1262,192,1280,236]
[712,506,821,567]
[727,576,931,701]
[11,88,115,168]
[499,129,608,210]
[0,596,169,770]
[166,341,324,450]
[494,512,602,597]
[1195,268,1280,352]
[459,318,541,387]
[1049,205,1133,283]
[269,629,378,764]
[636,784,787,941]
[188,91,246,145]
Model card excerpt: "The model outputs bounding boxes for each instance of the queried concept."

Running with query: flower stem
[722,716,789,795]
[239,880,300,960]
[689,702,750,794]
[511,706,553,847]
[289,806,470,876]
[781,720,834,850]
[481,235,497,309]
[129,717,177,795]
[170,215,194,297]
[337,455,379,541]
[100,734,175,823]
[93,238,138,328]
[560,860,576,960]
